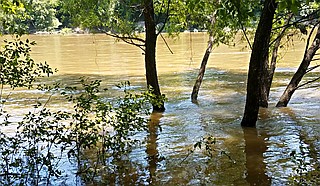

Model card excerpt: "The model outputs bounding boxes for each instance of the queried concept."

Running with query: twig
[0,84,3,104]
[101,30,146,51]
[156,0,171,36]
[272,9,320,31]
[179,149,193,165]
[269,13,294,47]
[42,93,53,109]
[231,1,252,50]
[296,76,320,90]
[303,22,320,59]
[160,33,173,54]
[307,65,320,73]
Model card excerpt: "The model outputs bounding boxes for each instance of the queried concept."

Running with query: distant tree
[24,0,61,32]
[0,0,27,34]
[0,0,60,34]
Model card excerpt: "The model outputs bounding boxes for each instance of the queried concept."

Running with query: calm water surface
[2,33,320,185]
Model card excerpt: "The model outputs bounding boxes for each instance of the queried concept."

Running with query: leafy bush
[0,35,54,89]
[0,36,166,185]
[289,148,320,185]
[0,79,162,185]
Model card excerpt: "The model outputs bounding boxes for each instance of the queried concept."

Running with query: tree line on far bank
[1,0,320,127]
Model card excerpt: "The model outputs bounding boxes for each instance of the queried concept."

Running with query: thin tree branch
[272,9,320,31]
[121,38,146,51]
[240,21,253,50]
[296,76,320,90]
[231,1,252,50]
[101,30,146,51]
[306,65,320,73]
[160,33,173,54]
[303,22,320,59]
[269,13,294,47]
[156,0,171,36]
[105,32,146,43]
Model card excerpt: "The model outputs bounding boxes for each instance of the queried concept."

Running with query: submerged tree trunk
[276,26,320,107]
[191,35,214,103]
[259,56,270,108]
[144,0,165,112]
[191,11,217,103]
[259,15,293,108]
[241,0,277,127]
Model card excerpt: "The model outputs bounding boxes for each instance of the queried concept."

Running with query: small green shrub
[289,148,320,185]
[0,36,166,185]
[0,35,55,89]
[0,79,165,185]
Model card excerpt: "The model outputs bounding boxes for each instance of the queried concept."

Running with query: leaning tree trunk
[241,0,277,127]
[144,0,165,112]
[191,35,214,103]
[276,26,320,107]
[191,10,217,103]
[259,14,293,108]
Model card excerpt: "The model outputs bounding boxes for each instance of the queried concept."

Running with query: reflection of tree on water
[95,112,163,185]
[242,126,271,186]
[146,112,163,185]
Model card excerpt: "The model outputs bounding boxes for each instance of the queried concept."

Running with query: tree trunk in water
[276,26,320,107]
[259,15,292,108]
[191,36,214,103]
[259,56,270,108]
[191,10,217,103]
[144,0,165,112]
[259,33,282,108]
[241,0,277,127]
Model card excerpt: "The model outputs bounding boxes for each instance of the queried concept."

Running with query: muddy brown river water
[1,32,320,185]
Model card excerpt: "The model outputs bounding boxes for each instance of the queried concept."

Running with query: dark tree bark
[191,35,214,103]
[259,56,270,108]
[241,0,277,127]
[144,0,165,112]
[276,26,320,107]
[259,14,293,108]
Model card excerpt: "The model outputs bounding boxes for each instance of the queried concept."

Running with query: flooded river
[1,33,320,185]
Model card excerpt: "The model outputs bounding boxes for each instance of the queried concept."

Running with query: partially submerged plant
[0,36,166,185]
[0,78,165,185]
